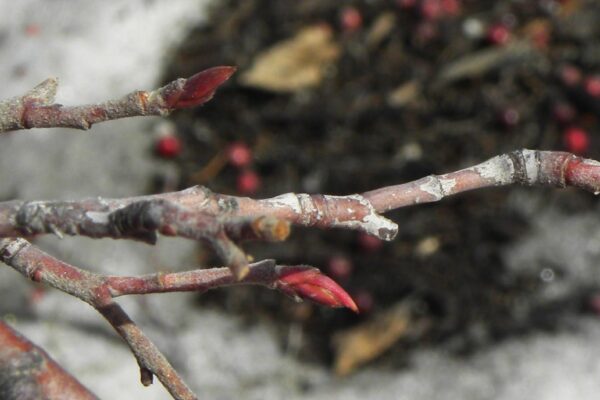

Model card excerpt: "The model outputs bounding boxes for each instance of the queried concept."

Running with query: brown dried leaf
[387,80,421,108]
[240,25,340,92]
[435,41,535,87]
[366,12,396,48]
[332,301,425,376]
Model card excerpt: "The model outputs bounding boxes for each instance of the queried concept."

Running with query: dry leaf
[415,236,440,258]
[332,301,425,376]
[387,80,421,108]
[366,12,396,48]
[435,41,534,86]
[240,25,340,92]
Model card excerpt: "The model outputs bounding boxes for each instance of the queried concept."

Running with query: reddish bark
[0,321,97,400]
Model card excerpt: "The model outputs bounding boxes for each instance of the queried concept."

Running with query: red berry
[357,232,383,253]
[559,64,582,87]
[25,24,40,37]
[499,107,520,128]
[486,23,510,45]
[440,0,461,16]
[155,135,182,158]
[589,294,600,316]
[236,169,260,195]
[340,6,362,33]
[584,76,600,98]
[552,102,576,125]
[420,0,442,20]
[415,21,438,43]
[327,255,354,281]
[563,127,590,155]
[396,0,417,9]
[353,289,375,314]
[226,141,253,168]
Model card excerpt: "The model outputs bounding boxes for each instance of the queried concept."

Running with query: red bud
[276,267,358,313]
[172,66,236,109]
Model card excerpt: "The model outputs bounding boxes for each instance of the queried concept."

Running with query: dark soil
[161,0,600,367]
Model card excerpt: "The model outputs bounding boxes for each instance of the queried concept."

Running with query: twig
[0,66,235,132]
[363,149,600,211]
[1,150,599,277]
[0,238,356,400]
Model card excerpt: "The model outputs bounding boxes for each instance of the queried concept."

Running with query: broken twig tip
[251,216,291,241]
[140,367,154,387]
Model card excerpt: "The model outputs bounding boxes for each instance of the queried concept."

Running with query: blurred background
[3,0,600,399]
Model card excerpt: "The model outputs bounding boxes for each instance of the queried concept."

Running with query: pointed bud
[171,66,236,109]
[276,266,358,312]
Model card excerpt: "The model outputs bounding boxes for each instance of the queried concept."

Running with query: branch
[0,238,356,400]
[0,320,98,400]
[107,260,358,312]
[1,150,599,278]
[362,149,600,211]
[0,66,236,132]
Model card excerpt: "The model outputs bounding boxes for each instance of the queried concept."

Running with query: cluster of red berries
[338,0,461,37]
[326,253,375,314]
[226,141,260,195]
[397,0,462,44]
[154,127,260,194]
[322,231,384,314]
[553,64,600,155]
[396,0,461,19]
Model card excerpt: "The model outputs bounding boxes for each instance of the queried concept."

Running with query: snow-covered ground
[2,1,600,399]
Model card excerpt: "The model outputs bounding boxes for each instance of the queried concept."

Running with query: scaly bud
[276,266,358,312]
[167,66,236,109]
